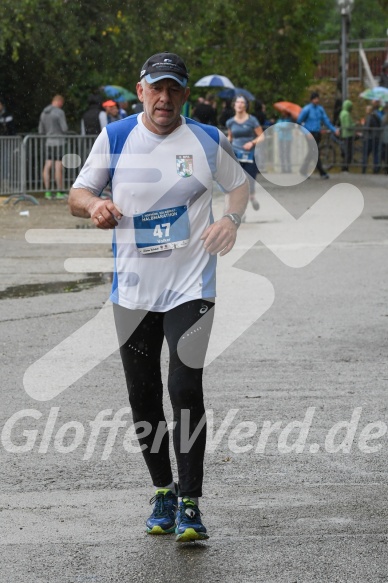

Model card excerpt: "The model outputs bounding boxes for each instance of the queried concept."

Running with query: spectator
[339,99,356,172]
[192,93,217,125]
[379,61,388,89]
[118,100,129,118]
[382,106,388,174]
[362,100,382,174]
[81,94,105,135]
[218,99,234,128]
[297,91,339,179]
[38,94,68,199]
[332,96,343,127]
[274,111,294,173]
[253,100,268,128]
[100,100,122,128]
[0,99,15,135]
[0,99,16,188]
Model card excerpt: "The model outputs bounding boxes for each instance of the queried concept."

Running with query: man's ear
[136,82,144,103]
[184,87,191,103]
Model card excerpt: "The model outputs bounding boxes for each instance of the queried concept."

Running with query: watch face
[223,213,240,227]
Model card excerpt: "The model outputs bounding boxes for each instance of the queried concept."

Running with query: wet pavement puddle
[0,274,110,300]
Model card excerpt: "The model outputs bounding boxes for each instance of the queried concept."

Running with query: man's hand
[200,216,238,256]
[68,187,123,229]
[334,128,340,137]
[87,198,123,229]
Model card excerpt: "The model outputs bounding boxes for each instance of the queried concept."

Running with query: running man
[68,52,249,542]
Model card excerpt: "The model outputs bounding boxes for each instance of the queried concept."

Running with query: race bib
[234,149,254,163]
[133,205,190,254]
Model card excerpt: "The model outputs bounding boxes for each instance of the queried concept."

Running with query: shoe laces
[149,491,173,518]
[179,499,202,524]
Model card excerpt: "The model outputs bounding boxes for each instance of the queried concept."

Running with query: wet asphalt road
[1,173,388,582]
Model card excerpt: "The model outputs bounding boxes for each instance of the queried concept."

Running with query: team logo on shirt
[176,155,193,178]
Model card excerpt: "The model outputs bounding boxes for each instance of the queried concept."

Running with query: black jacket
[82,104,102,135]
[0,108,15,135]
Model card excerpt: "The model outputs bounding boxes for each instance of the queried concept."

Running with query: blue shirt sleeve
[297,105,308,125]
[320,107,336,132]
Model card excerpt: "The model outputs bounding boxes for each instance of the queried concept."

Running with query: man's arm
[59,109,68,133]
[200,178,249,256]
[297,105,308,125]
[321,107,338,134]
[68,187,122,229]
[38,115,44,135]
[68,128,120,228]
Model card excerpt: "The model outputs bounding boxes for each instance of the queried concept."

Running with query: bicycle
[319,129,364,171]
[318,130,341,171]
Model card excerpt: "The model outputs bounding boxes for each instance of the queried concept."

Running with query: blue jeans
[362,137,381,173]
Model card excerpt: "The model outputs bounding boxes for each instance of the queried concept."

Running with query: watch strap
[223,213,241,228]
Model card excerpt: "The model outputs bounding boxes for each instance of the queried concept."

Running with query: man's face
[136,78,190,135]
[106,105,119,117]
[312,97,319,105]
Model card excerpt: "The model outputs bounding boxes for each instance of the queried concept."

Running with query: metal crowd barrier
[22,134,98,196]
[247,124,387,176]
[1,134,98,204]
[319,126,388,174]
[0,127,387,205]
[318,126,387,173]
[0,136,23,197]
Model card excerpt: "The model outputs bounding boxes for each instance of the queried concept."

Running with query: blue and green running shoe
[146,488,178,535]
[175,498,209,542]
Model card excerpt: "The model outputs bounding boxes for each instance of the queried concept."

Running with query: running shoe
[44,191,52,200]
[146,488,178,535]
[250,196,260,211]
[175,498,209,542]
[55,191,67,199]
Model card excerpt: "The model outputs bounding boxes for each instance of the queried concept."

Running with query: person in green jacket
[339,99,356,171]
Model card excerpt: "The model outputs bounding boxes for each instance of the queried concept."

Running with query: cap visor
[144,73,187,87]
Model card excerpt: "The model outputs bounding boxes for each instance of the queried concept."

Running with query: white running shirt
[72,113,246,312]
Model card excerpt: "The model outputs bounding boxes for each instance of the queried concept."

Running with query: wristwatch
[223,213,242,228]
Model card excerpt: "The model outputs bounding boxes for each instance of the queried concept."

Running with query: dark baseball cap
[140,52,189,87]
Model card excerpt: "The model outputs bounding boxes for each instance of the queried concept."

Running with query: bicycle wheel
[319,143,335,171]
[352,141,363,167]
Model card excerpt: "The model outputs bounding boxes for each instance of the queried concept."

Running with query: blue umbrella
[104,85,137,102]
[194,75,234,88]
[360,87,388,103]
[218,87,255,101]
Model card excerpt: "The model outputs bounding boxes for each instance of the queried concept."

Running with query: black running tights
[113,299,214,498]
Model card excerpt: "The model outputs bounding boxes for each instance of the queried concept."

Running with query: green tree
[319,0,388,40]
[0,0,361,131]
[122,0,327,103]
